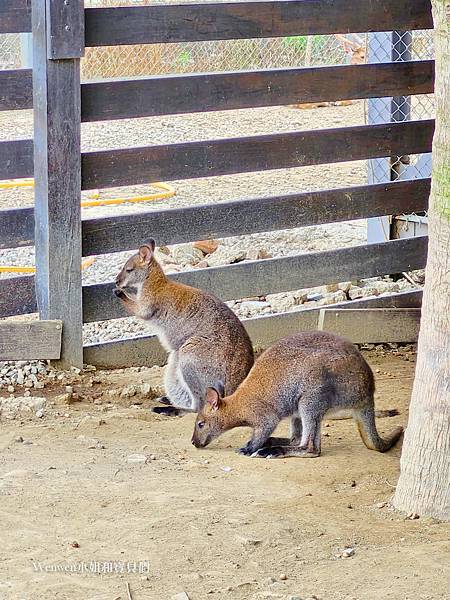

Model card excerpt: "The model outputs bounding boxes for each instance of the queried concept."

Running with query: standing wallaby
[191,331,403,458]
[114,240,254,415]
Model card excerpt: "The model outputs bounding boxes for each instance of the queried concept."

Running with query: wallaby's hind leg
[253,411,321,459]
[354,406,403,452]
[152,352,194,416]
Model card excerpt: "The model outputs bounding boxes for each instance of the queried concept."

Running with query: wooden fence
[0,0,434,368]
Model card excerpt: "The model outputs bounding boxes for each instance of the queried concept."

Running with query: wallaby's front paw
[251,446,284,459]
[155,396,172,406]
[152,406,181,417]
[236,444,254,456]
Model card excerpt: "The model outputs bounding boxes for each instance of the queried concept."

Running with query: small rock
[70,541,80,548]
[35,409,45,418]
[221,466,232,472]
[127,454,148,463]
[407,512,420,520]
[206,245,246,267]
[171,593,190,600]
[172,243,204,266]
[236,535,262,547]
[340,547,355,558]
[246,247,272,261]
[279,573,287,581]
[7,385,14,393]
[15,436,24,443]
[376,502,387,509]
[193,239,219,255]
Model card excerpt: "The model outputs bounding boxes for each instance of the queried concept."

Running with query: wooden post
[32,0,84,369]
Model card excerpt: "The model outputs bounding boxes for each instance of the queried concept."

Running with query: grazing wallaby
[191,331,403,458]
[114,240,254,416]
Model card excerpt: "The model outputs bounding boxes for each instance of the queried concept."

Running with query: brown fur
[115,241,254,413]
[192,331,403,458]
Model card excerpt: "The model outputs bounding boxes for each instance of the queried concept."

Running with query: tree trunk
[393,1,450,520]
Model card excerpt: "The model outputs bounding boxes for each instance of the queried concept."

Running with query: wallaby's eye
[197,421,205,429]
[125,267,134,273]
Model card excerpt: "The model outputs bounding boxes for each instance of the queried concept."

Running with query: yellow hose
[0,257,95,274]
[0,179,176,206]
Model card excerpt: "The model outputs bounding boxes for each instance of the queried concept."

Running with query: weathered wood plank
[81,178,431,256]
[318,308,421,343]
[81,61,434,121]
[46,0,84,59]
[85,0,433,47]
[0,0,31,34]
[81,120,434,190]
[0,237,426,321]
[33,0,83,368]
[0,206,34,249]
[0,139,33,181]
[82,236,428,323]
[0,178,430,253]
[83,290,422,368]
[2,61,435,118]
[0,319,62,360]
[0,121,434,188]
[0,275,36,318]
[0,69,33,111]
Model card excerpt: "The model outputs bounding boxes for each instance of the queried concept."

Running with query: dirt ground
[0,350,449,600]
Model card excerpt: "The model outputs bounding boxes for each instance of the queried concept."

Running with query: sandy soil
[1,350,449,600]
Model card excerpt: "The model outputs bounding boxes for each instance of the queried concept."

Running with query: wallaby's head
[114,240,157,300]
[191,385,228,448]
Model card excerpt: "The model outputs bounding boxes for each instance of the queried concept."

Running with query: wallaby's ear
[139,239,155,264]
[215,380,225,399]
[205,387,222,411]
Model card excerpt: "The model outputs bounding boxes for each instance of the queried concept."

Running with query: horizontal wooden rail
[318,307,421,343]
[84,290,423,368]
[0,69,33,111]
[1,61,435,118]
[82,61,434,121]
[0,320,62,360]
[0,139,34,181]
[1,0,433,38]
[0,0,31,34]
[81,178,430,256]
[84,0,433,47]
[0,120,434,185]
[0,237,427,321]
[82,120,434,189]
[0,178,431,252]
[82,236,427,323]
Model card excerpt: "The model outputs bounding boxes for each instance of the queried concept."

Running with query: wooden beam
[3,61,434,117]
[83,290,422,368]
[81,178,430,256]
[0,178,431,254]
[84,0,433,47]
[0,237,427,321]
[0,139,33,181]
[32,0,83,368]
[0,0,31,34]
[0,320,62,360]
[81,61,434,121]
[318,308,421,343]
[0,69,33,111]
[82,236,428,323]
[81,120,434,190]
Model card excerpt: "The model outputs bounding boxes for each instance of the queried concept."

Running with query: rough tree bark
[393,1,450,520]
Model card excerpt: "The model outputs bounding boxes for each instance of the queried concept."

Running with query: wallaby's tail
[375,408,399,418]
[354,407,403,452]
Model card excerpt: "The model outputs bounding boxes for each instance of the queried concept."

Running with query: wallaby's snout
[192,387,226,449]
